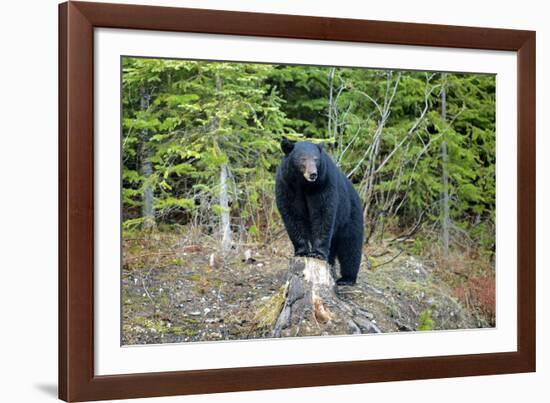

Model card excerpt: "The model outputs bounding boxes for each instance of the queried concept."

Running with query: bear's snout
[303,161,318,182]
[301,158,318,182]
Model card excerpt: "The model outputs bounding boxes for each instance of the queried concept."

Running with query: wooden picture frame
[59,1,536,401]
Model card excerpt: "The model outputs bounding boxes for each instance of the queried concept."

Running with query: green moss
[181,317,200,324]
[171,327,198,337]
[132,317,166,332]
[186,273,202,282]
[251,284,287,330]
[368,256,380,267]
[130,316,198,336]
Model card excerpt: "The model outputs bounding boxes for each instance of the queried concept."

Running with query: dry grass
[419,240,496,327]
[453,276,496,326]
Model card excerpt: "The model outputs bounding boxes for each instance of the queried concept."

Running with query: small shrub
[417,309,434,331]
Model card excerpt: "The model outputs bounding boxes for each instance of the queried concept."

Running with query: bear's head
[281,139,323,183]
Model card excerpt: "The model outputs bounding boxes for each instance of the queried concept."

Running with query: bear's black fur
[275,139,364,285]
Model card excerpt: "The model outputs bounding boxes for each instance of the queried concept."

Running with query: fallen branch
[372,250,404,269]
[389,211,426,243]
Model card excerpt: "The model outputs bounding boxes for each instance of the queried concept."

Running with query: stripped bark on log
[272,257,381,337]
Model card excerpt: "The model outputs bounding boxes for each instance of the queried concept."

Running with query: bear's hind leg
[335,235,362,285]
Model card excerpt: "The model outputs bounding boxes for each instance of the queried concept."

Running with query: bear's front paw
[294,247,309,257]
[307,250,328,260]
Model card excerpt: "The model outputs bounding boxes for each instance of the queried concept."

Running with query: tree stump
[272,257,381,337]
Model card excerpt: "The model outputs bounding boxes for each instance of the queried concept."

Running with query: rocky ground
[122,230,484,345]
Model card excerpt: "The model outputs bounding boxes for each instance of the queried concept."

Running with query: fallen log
[272,257,381,337]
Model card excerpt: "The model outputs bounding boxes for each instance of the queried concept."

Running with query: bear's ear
[281,138,295,155]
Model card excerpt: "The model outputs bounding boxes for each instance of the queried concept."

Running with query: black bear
[275,139,364,285]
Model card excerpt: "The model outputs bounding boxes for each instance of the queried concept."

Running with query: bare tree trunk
[140,87,155,229]
[272,258,380,337]
[440,73,450,255]
[219,162,232,253]
[211,74,232,254]
[327,67,337,155]
[328,68,335,138]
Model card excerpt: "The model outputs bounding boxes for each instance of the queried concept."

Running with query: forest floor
[121,228,492,345]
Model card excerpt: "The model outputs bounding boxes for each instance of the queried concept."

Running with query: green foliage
[411,237,425,256]
[121,57,495,253]
[418,309,435,331]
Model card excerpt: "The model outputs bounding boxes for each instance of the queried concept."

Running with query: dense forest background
[121,57,496,344]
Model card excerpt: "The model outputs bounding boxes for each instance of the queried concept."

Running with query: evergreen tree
[121,57,496,254]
